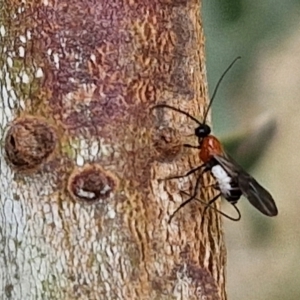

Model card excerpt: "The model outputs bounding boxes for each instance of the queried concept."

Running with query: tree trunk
[0,1,226,299]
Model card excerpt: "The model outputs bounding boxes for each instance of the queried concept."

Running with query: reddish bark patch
[4,116,57,173]
[67,164,119,204]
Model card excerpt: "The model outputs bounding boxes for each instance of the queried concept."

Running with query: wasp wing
[213,154,278,217]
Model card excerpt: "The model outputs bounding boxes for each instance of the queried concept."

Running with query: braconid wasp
[152,57,278,222]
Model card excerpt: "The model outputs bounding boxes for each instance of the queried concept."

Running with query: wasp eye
[195,124,211,138]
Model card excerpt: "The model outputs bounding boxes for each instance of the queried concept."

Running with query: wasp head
[195,123,211,138]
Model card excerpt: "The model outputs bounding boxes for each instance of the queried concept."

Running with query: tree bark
[0,1,226,299]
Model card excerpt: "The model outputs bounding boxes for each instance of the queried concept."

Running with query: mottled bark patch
[4,116,57,173]
[152,126,183,162]
[67,163,119,204]
[171,263,220,300]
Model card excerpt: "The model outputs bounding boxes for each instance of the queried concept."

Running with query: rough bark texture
[0,1,226,299]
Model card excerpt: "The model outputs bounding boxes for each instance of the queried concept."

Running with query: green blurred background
[203,1,300,299]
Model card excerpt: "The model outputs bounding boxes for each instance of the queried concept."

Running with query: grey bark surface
[0,1,226,299]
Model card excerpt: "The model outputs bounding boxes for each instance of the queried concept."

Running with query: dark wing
[213,154,278,217]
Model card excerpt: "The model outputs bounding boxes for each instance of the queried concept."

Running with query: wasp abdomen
[211,165,242,202]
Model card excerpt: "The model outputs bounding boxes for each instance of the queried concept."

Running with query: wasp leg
[168,171,204,223]
[200,193,221,225]
[180,191,242,223]
[161,163,205,181]
[230,204,241,221]
[201,194,242,224]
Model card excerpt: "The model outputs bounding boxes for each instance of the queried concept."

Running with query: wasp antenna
[151,104,202,126]
[203,56,241,124]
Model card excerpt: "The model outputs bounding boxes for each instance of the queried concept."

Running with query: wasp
[152,57,278,222]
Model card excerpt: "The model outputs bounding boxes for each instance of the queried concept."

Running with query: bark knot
[4,116,57,173]
[67,163,119,204]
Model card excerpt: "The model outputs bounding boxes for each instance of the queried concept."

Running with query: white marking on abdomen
[211,165,232,196]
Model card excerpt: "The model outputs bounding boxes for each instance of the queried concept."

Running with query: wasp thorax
[195,124,211,138]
